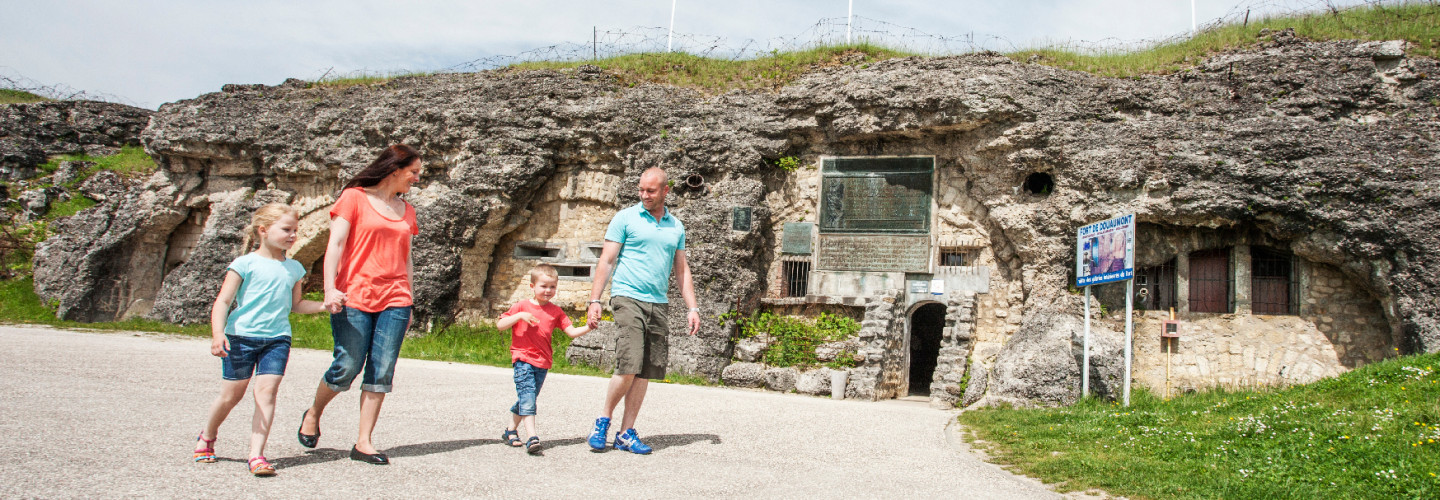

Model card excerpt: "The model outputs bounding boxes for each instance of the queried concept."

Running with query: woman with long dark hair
[296,144,422,465]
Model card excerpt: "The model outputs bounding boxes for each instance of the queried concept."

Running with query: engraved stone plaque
[819,157,933,234]
[781,222,814,254]
[731,207,752,232]
[816,234,930,272]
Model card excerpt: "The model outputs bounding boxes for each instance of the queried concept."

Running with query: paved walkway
[0,325,1064,499]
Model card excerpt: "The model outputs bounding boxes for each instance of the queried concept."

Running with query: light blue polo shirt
[605,203,686,304]
[224,253,307,338]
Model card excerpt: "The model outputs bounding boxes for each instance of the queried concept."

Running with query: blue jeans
[221,335,291,380]
[324,306,410,393]
[510,361,549,416]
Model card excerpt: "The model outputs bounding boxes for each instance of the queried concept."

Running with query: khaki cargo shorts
[610,295,669,380]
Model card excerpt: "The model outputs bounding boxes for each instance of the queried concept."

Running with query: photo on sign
[1075,214,1135,287]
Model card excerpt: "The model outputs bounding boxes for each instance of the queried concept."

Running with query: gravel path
[0,325,1064,499]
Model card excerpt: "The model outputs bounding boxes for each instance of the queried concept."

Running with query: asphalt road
[0,325,1067,499]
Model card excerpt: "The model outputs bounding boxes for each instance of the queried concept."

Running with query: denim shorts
[324,306,410,393]
[221,335,291,380]
[510,360,549,417]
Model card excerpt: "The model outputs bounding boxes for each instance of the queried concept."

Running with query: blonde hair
[242,203,299,251]
[528,263,558,283]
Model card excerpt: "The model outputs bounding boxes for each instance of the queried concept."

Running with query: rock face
[984,310,1127,406]
[29,36,1440,398]
[0,101,152,180]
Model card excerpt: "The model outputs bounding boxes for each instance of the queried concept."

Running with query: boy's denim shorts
[221,335,292,380]
[510,360,549,417]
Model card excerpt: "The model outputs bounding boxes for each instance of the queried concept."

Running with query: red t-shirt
[501,300,573,369]
[329,187,420,313]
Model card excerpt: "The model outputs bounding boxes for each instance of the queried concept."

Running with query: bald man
[584,167,700,455]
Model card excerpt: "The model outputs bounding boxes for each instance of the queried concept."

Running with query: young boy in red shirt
[496,263,592,454]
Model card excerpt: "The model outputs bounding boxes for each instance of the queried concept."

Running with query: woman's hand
[324,288,346,314]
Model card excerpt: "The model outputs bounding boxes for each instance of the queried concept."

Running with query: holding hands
[586,302,603,329]
[324,287,347,314]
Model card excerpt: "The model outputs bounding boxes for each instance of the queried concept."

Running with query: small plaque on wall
[732,207,752,232]
[782,222,814,254]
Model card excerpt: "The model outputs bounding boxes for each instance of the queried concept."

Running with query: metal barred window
[1135,259,1177,311]
[782,259,811,298]
[1251,247,1298,315]
[1189,248,1232,313]
[937,248,978,267]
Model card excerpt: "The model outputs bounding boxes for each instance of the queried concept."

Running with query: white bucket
[830,369,848,400]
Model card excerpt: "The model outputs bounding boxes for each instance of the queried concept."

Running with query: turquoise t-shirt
[224,253,307,338]
[604,203,686,304]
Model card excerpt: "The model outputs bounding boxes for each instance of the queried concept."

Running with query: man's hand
[586,302,603,329]
[687,309,700,336]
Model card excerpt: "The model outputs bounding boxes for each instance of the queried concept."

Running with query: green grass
[37,144,156,180]
[0,277,608,377]
[1010,2,1440,77]
[960,353,1440,499]
[309,71,437,89]
[511,43,911,92]
[0,89,48,105]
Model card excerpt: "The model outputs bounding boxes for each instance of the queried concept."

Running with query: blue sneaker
[587,417,610,451]
[613,428,652,455]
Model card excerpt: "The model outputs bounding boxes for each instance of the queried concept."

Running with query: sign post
[1082,285,1091,397]
[1075,214,1136,405]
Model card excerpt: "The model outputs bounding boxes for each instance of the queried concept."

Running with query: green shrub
[732,311,860,368]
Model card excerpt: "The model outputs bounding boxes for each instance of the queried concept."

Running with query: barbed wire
[445,0,1425,74]
[0,67,133,105]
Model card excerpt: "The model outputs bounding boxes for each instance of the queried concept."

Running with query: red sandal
[192,433,217,463]
[248,456,276,476]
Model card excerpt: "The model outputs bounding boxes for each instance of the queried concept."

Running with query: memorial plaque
[731,207,752,232]
[781,222,813,254]
[820,157,933,234]
[816,234,931,272]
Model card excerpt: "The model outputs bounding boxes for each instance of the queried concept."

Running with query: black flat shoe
[297,409,320,448]
[349,446,389,465]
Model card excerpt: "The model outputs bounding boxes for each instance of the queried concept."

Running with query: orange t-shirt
[501,300,573,369]
[329,187,420,313]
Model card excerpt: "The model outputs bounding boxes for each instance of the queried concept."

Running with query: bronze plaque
[816,234,931,272]
[732,207,752,232]
[820,157,933,234]
[781,222,813,254]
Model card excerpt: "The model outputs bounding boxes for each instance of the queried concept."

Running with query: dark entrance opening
[908,303,946,396]
[1023,172,1054,195]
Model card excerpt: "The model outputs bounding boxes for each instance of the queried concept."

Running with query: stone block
[763,367,799,392]
[721,362,765,388]
[734,339,768,362]
[794,369,832,395]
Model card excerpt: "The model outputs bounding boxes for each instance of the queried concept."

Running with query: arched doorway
[908,302,946,396]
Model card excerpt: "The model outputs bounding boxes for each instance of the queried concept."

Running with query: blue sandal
[502,429,521,447]
[525,436,543,455]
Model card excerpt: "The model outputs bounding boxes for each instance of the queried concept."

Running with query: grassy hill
[0,89,49,105]
[960,352,1440,498]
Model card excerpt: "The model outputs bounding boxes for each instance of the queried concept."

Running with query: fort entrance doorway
[908,302,945,396]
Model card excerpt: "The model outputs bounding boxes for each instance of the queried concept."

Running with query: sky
[0,0,1374,109]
